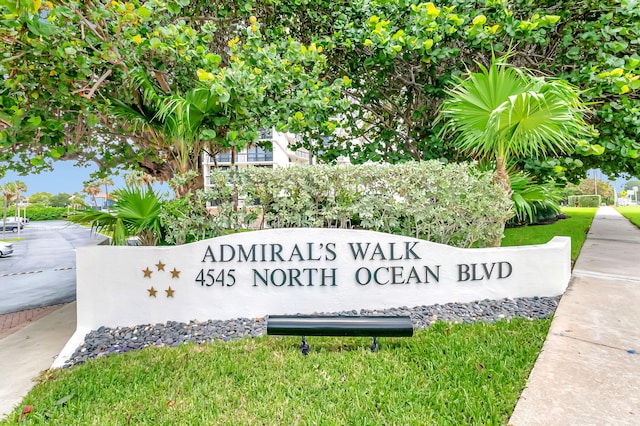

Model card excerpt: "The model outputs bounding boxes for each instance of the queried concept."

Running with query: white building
[202,128,315,191]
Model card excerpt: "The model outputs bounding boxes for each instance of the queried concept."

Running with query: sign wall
[74,228,571,330]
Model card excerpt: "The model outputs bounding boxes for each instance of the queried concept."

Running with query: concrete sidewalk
[0,303,76,419]
[510,206,640,425]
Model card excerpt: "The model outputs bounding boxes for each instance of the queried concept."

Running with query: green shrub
[159,188,258,245]
[508,172,562,226]
[530,204,562,223]
[160,162,510,248]
[568,195,601,207]
[238,161,511,248]
[24,205,67,221]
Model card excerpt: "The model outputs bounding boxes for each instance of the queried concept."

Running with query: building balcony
[212,151,274,164]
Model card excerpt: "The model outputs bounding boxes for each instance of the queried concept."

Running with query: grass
[2,319,550,425]
[2,207,597,425]
[501,207,597,262]
[615,206,640,228]
[0,237,23,243]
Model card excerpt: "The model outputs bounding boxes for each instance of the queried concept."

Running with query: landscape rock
[64,296,559,367]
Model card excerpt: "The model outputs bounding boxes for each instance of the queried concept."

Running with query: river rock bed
[64,296,559,367]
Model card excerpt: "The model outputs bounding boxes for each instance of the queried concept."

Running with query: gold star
[156,261,165,271]
[165,286,175,298]
[148,287,158,297]
[142,267,152,278]
[170,268,181,279]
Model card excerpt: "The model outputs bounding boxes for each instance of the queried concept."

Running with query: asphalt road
[0,221,106,314]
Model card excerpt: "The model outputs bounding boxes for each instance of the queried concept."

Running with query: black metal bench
[266,315,414,354]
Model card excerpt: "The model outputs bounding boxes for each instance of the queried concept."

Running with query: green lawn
[615,206,640,228]
[1,320,549,426]
[501,207,597,262]
[2,209,598,425]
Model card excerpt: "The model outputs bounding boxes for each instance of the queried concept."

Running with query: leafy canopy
[0,0,347,194]
[1,0,639,186]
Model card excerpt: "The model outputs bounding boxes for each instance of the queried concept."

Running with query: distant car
[1,221,24,232]
[5,216,28,224]
[0,241,13,257]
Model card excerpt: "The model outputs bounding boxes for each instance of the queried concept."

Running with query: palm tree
[437,56,591,195]
[12,180,26,236]
[83,183,101,209]
[108,70,220,197]
[509,171,563,225]
[1,182,17,239]
[68,186,164,245]
[98,177,115,210]
[124,170,156,190]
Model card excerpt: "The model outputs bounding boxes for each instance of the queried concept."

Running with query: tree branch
[77,14,107,41]
[86,69,112,99]
[1,52,26,63]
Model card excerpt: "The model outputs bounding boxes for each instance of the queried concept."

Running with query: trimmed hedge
[23,206,68,221]
[568,195,601,208]
[202,161,511,248]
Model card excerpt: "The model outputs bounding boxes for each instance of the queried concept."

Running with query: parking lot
[0,221,106,314]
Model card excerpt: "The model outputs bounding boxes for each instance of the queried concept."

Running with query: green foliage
[231,162,511,248]
[437,55,586,241]
[3,0,638,186]
[0,1,345,194]
[568,195,601,208]
[26,192,52,205]
[159,187,257,245]
[68,187,164,245]
[508,172,562,225]
[265,0,573,164]
[24,206,67,221]
[265,0,638,179]
[558,1,640,180]
[49,193,72,207]
[438,57,590,166]
[1,319,550,425]
[623,180,640,191]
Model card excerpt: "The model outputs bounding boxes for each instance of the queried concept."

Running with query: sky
[1,162,172,206]
[587,170,634,194]
[1,162,125,198]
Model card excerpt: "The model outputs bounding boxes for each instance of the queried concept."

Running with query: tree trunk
[2,195,6,240]
[492,156,512,247]
[15,192,20,237]
[495,156,512,196]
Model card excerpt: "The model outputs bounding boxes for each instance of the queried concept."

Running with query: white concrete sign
[74,228,570,330]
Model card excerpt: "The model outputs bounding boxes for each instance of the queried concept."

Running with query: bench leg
[300,336,310,355]
[371,336,378,352]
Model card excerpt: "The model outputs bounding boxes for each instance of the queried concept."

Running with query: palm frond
[438,56,590,164]
[129,69,164,111]
[68,187,164,245]
[68,209,129,245]
[509,172,562,224]
[155,89,211,143]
